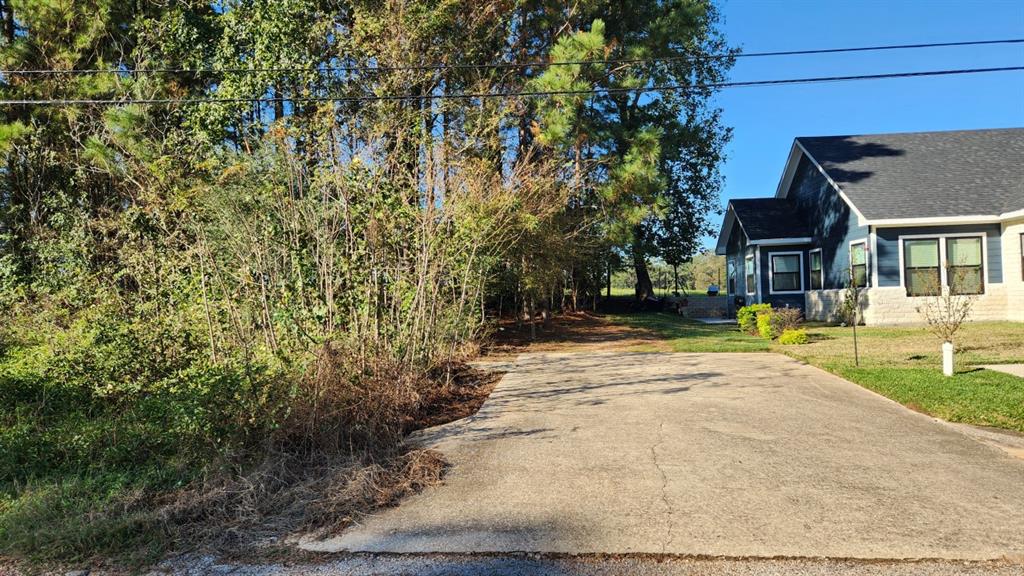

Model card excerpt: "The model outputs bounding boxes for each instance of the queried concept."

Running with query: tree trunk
[606,258,612,300]
[528,296,536,340]
[633,247,654,302]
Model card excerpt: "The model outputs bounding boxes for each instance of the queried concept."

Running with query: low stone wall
[806,285,1012,325]
[861,285,1009,325]
[805,289,845,322]
[676,295,729,318]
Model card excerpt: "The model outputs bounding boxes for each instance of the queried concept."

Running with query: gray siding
[875,224,1003,287]
[787,156,870,288]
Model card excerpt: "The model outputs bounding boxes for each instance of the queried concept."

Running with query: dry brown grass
[787,321,1024,368]
[149,447,446,554]
[485,311,670,357]
[163,355,497,553]
[122,347,494,560]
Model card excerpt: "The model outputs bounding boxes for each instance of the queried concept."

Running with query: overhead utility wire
[1,38,1022,76]
[1,66,1021,106]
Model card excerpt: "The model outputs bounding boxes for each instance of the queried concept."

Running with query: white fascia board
[714,206,737,255]
[867,208,1024,227]
[748,237,813,246]
[774,142,803,199]
[869,215,1003,227]
[715,203,754,255]
[791,139,871,227]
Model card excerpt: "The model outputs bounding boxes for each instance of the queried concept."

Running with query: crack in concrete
[650,421,674,553]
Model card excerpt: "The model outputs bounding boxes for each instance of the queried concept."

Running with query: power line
[1,38,1022,77]
[1,66,1020,106]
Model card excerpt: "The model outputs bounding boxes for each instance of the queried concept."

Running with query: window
[745,254,755,295]
[849,242,868,288]
[901,234,987,297]
[903,238,940,297]
[727,260,736,294]
[809,249,823,290]
[770,252,802,293]
[947,236,984,295]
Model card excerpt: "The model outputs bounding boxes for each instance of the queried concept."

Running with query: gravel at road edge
[148,553,1024,576]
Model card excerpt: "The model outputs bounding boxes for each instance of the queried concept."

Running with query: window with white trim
[809,249,823,290]
[903,238,940,297]
[770,252,802,293]
[946,236,984,295]
[850,241,868,288]
[745,254,755,295]
[902,235,986,297]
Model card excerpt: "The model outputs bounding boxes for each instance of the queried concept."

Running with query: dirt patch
[406,364,503,432]
[484,311,670,358]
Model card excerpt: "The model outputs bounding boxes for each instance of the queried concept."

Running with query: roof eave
[714,204,746,255]
[866,208,1024,227]
[776,138,872,227]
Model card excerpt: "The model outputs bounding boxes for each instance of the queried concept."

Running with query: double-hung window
[902,235,985,297]
[770,252,802,293]
[946,236,984,295]
[809,249,823,290]
[849,242,868,288]
[745,254,756,295]
[903,238,941,296]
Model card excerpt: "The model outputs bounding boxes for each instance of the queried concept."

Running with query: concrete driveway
[304,352,1024,560]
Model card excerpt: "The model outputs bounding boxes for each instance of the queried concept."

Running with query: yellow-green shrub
[779,328,809,345]
[756,311,774,340]
[737,303,771,335]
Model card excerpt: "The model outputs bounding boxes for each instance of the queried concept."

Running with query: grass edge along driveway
[612,314,1024,433]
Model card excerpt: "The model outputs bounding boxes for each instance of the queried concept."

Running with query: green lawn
[613,313,1024,432]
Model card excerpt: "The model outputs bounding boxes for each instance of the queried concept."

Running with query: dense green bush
[0,311,292,485]
[778,328,810,345]
[737,304,771,335]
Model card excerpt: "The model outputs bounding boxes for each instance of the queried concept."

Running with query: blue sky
[705,0,1024,248]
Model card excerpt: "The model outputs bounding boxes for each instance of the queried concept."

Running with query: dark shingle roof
[730,198,811,240]
[795,128,1024,220]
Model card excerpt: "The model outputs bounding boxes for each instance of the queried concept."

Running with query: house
[715,128,1024,324]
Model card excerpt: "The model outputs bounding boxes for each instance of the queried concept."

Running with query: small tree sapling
[916,266,977,377]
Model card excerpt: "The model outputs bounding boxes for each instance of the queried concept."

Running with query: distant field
[606,286,715,297]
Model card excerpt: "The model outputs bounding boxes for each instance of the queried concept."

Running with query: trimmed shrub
[778,328,810,345]
[756,311,774,340]
[737,303,771,335]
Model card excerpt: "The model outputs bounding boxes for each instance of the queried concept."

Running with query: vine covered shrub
[769,307,803,339]
[737,304,771,335]
[779,328,810,345]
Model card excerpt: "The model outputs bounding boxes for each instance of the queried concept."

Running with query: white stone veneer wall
[806,285,1013,325]
[1003,218,1024,322]
[805,289,847,322]
[859,285,1009,325]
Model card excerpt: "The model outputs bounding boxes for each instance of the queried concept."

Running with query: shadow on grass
[611,313,770,352]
